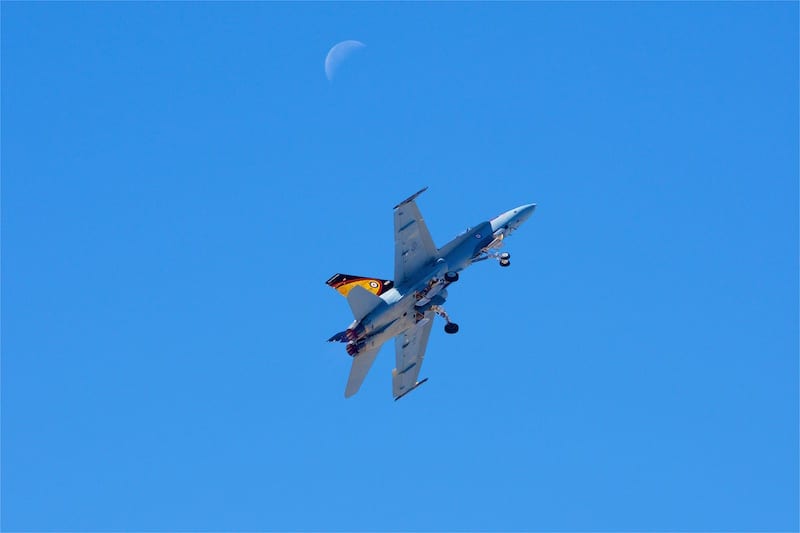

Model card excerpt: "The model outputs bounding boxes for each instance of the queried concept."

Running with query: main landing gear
[431,304,459,334]
[444,271,459,283]
[499,252,511,267]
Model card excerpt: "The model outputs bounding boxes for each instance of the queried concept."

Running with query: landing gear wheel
[444,322,459,334]
[444,271,459,283]
[500,252,511,260]
[500,259,511,267]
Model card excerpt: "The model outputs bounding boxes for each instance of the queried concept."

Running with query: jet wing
[394,187,439,287]
[392,316,434,400]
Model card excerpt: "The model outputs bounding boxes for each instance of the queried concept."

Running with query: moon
[324,40,365,81]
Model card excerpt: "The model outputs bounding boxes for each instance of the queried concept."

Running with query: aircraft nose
[490,203,537,233]
[519,203,536,221]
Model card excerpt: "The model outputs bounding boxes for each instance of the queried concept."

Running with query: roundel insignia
[369,281,379,289]
[475,233,482,239]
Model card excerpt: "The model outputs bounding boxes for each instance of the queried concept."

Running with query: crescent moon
[324,40,365,81]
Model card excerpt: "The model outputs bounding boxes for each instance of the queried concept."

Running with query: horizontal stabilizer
[328,331,348,343]
[347,285,385,322]
[345,345,382,398]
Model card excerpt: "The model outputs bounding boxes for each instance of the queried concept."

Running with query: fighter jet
[327,187,536,400]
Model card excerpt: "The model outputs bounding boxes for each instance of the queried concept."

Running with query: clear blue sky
[2,2,797,531]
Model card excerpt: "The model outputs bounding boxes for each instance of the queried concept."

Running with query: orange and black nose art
[325,273,394,297]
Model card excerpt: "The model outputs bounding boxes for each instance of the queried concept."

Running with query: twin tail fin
[326,273,394,297]
[345,285,385,321]
[326,273,391,397]
[326,273,393,321]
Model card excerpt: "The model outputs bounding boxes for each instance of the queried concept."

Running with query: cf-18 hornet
[327,187,536,400]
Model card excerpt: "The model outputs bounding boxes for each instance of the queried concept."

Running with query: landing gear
[444,271,459,283]
[431,304,459,334]
[499,252,511,267]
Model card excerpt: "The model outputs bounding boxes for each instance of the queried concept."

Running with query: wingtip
[394,187,429,209]
[393,378,429,401]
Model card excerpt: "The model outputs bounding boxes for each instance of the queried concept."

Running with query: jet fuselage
[347,204,536,353]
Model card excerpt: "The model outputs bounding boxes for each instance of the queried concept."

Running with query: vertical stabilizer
[326,273,394,297]
[346,285,385,321]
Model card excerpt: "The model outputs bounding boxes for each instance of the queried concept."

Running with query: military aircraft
[327,187,536,400]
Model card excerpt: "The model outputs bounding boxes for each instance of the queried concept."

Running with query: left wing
[394,187,439,287]
[392,315,434,400]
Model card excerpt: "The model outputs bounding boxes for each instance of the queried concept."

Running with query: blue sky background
[2,2,797,531]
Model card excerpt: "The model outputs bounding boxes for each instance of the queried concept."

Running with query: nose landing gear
[477,250,512,267]
[431,304,459,334]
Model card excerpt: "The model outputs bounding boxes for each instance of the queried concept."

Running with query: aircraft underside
[326,187,536,399]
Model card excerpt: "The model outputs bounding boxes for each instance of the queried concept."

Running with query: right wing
[392,315,434,400]
[394,187,439,287]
